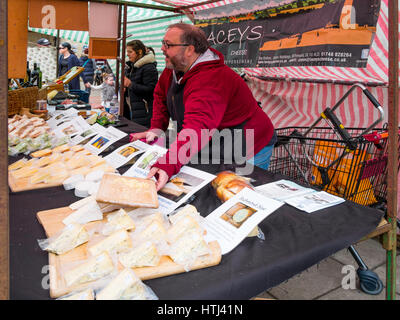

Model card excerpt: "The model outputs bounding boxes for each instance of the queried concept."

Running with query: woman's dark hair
[166,23,209,54]
[61,42,74,55]
[126,40,146,59]
[147,46,155,55]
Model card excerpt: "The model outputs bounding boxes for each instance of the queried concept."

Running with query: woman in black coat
[124,40,158,128]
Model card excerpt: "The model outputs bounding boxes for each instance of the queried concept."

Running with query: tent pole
[56,29,60,78]
[115,4,122,96]
[0,0,9,301]
[385,0,398,301]
[119,4,127,116]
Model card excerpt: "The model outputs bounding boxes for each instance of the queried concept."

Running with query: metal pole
[119,4,127,116]
[0,0,10,300]
[89,0,176,12]
[115,4,122,96]
[385,0,398,301]
[56,29,60,78]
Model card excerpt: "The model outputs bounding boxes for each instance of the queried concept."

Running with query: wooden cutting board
[9,171,64,192]
[37,206,222,299]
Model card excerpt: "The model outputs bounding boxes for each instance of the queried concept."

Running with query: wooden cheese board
[9,171,64,193]
[37,206,222,298]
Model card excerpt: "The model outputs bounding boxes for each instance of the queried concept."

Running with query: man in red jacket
[130,23,276,190]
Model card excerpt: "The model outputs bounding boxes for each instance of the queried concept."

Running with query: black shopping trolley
[267,84,397,295]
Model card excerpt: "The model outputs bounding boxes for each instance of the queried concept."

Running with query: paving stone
[373,254,400,294]
[317,286,400,300]
[330,238,386,270]
[266,258,345,300]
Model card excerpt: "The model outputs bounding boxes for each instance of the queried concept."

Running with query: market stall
[9,116,384,300]
[1,0,398,300]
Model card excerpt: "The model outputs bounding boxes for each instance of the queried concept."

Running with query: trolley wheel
[357,269,384,295]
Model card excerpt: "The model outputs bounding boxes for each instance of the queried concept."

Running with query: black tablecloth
[9,117,384,300]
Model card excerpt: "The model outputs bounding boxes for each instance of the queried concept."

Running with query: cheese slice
[44,223,89,255]
[102,209,136,236]
[70,145,84,153]
[118,241,160,268]
[169,229,209,266]
[62,199,103,225]
[88,229,132,256]
[86,155,106,168]
[64,252,114,288]
[66,156,91,170]
[98,203,123,214]
[58,288,94,300]
[8,158,27,171]
[167,215,203,244]
[69,195,96,210]
[12,166,39,179]
[30,170,52,184]
[35,156,54,168]
[169,204,199,225]
[70,166,93,177]
[96,268,149,300]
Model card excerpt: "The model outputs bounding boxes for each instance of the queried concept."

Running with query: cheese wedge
[70,145,84,153]
[88,229,132,256]
[35,156,54,168]
[66,156,91,170]
[63,199,103,225]
[169,204,199,225]
[47,169,69,184]
[167,215,203,244]
[169,229,209,266]
[52,144,70,153]
[30,170,52,185]
[31,148,52,158]
[64,252,114,288]
[69,195,96,211]
[12,166,39,179]
[44,223,89,255]
[137,220,166,243]
[118,241,160,268]
[102,209,136,236]
[70,166,93,177]
[96,268,149,300]
[58,288,94,300]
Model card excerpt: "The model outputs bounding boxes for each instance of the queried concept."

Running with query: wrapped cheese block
[87,229,132,256]
[64,252,114,288]
[118,241,161,268]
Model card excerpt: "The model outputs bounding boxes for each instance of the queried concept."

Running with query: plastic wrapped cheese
[63,174,85,191]
[74,181,96,198]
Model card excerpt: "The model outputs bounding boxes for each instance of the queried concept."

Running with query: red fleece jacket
[150,47,275,179]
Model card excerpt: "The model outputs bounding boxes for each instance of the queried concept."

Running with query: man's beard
[165,52,188,72]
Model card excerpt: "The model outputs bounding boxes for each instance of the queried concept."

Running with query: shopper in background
[89,74,116,109]
[36,38,51,47]
[58,42,81,90]
[79,46,96,98]
[124,39,158,128]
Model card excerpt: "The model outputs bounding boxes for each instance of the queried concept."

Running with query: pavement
[254,237,399,300]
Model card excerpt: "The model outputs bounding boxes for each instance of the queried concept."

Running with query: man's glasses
[161,40,189,49]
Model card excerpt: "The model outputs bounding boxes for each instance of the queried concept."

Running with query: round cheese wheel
[74,181,96,198]
[63,174,84,191]
[88,182,100,196]
[85,170,105,183]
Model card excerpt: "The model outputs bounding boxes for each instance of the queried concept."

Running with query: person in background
[130,23,276,191]
[36,38,51,47]
[88,74,116,109]
[58,42,81,90]
[79,46,96,98]
[124,39,158,128]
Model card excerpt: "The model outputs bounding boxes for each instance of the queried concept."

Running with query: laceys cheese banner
[195,0,380,68]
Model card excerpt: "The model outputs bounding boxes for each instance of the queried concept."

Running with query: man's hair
[167,23,209,54]
[126,39,146,58]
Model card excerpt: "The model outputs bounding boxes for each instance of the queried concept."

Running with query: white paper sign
[203,188,283,255]
[70,123,106,145]
[46,108,79,129]
[83,126,127,155]
[255,179,316,201]
[53,116,91,139]
[156,166,216,215]
[123,144,168,178]
[284,191,345,213]
[103,140,150,169]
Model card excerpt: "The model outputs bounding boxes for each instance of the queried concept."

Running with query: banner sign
[195,0,380,68]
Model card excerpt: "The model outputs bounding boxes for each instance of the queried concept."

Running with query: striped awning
[29,0,393,85]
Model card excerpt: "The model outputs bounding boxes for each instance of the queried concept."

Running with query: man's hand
[124,77,132,88]
[129,131,158,143]
[147,167,169,191]
[85,82,91,88]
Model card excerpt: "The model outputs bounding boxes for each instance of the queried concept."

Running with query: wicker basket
[8,86,39,116]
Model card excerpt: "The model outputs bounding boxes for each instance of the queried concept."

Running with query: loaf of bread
[212,171,253,202]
